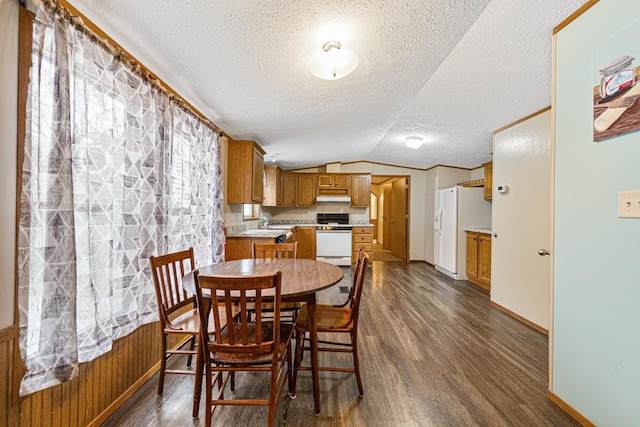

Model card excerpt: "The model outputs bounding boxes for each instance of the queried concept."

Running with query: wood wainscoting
[0,320,187,427]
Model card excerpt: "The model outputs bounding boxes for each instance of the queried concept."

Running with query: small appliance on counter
[316,213,352,266]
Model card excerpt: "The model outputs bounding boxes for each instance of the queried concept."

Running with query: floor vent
[339,286,350,294]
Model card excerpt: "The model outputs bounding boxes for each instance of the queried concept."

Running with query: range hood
[316,195,351,203]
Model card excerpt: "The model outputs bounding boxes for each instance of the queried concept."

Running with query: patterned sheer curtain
[18,1,224,395]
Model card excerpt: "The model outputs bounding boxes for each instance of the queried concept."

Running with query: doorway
[370,176,409,261]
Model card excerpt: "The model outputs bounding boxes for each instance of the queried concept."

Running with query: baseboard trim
[88,360,161,427]
[490,301,548,335]
[547,390,595,427]
[468,276,490,291]
[0,324,17,343]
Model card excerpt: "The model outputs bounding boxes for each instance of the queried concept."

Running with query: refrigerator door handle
[438,209,443,234]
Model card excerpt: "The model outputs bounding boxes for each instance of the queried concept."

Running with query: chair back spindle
[194,271,283,359]
[150,248,196,327]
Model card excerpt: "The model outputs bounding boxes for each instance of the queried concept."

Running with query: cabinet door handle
[537,249,550,256]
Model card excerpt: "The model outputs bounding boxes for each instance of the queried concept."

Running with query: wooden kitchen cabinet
[352,227,373,266]
[350,174,371,207]
[296,174,318,207]
[483,161,493,200]
[263,165,282,207]
[282,172,298,207]
[318,174,350,190]
[294,226,316,259]
[226,139,265,204]
[466,231,491,290]
[226,236,275,261]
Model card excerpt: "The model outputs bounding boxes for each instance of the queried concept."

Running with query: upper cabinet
[318,174,350,190]
[483,162,493,200]
[282,172,298,207]
[226,140,265,204]
[263,165,282,207]
[350,174,371,207]
[296,174,318,207]
[263,171,370,208]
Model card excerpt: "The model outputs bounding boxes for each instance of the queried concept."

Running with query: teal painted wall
[554,0,640,425]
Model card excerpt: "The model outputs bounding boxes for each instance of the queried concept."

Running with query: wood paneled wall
[1,321,187,427]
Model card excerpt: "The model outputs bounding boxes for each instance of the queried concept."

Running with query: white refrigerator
[434,186,491,280]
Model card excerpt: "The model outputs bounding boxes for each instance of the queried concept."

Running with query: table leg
[192,299,209,419]
[307,293,321,415]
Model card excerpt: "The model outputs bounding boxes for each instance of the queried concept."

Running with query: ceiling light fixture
[405,136,423,149]
[309,41,359,80]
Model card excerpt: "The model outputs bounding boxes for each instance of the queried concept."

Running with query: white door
[491,109,552,330]
[433,190,442,266]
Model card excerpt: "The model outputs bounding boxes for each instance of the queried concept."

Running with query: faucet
[259,216,269,229]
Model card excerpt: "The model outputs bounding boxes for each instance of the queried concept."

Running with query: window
[243,204,260,220]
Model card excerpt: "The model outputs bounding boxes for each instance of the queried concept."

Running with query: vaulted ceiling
[70,0,588,170]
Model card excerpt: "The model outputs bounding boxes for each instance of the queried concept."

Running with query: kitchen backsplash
[261,204,369,224]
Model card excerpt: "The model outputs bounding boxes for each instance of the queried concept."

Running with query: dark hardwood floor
[103,261,578,427]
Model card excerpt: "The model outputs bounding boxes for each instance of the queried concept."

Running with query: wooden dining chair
[149,248,199,397]
[193,270,295,427]
[250,242,301,322]
[291,250,370,397]
[150,248,238,419]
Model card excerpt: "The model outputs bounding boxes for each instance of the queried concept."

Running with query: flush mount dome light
[405,136,423,149]
[309,41,359,80]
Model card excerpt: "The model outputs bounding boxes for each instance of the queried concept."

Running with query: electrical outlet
[618,190,640,218]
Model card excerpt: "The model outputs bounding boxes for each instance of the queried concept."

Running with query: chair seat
[166,307,238,335]
[296,304,352,330]
[210,322,294,365]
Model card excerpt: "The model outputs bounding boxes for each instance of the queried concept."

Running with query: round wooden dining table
[182,258,344,415]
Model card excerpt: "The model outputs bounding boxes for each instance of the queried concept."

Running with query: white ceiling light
[405,136,423,149]
[309,41,359,80]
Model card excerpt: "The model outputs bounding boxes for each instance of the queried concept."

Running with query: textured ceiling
[69,0,588,170]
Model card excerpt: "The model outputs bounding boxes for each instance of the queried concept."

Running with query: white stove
[316,214,352,266]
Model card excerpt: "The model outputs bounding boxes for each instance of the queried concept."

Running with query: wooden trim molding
[0,325,17,343]
[547,390,596,427]
[490,301,549,336]
[553,0,600,34]
[493,106,552,135]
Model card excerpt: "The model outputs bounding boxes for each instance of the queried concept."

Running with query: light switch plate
[618,190,640,218]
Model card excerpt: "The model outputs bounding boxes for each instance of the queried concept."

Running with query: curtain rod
[49,0,229,138]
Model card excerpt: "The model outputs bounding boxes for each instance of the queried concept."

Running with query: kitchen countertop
[228,224,374,238]
[226,229,288,238]
[464,228,492,235]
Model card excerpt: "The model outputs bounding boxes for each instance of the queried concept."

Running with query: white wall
[436,167,471,189]
[0,0,19,328]
[470,166,484,181]
[553,1,640,424]
[492,109,552,330]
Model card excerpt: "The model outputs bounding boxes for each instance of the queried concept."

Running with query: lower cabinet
[294,226,316,259]
[226,237,275,261]
[352,227,373,265]
[466,231,491,290]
